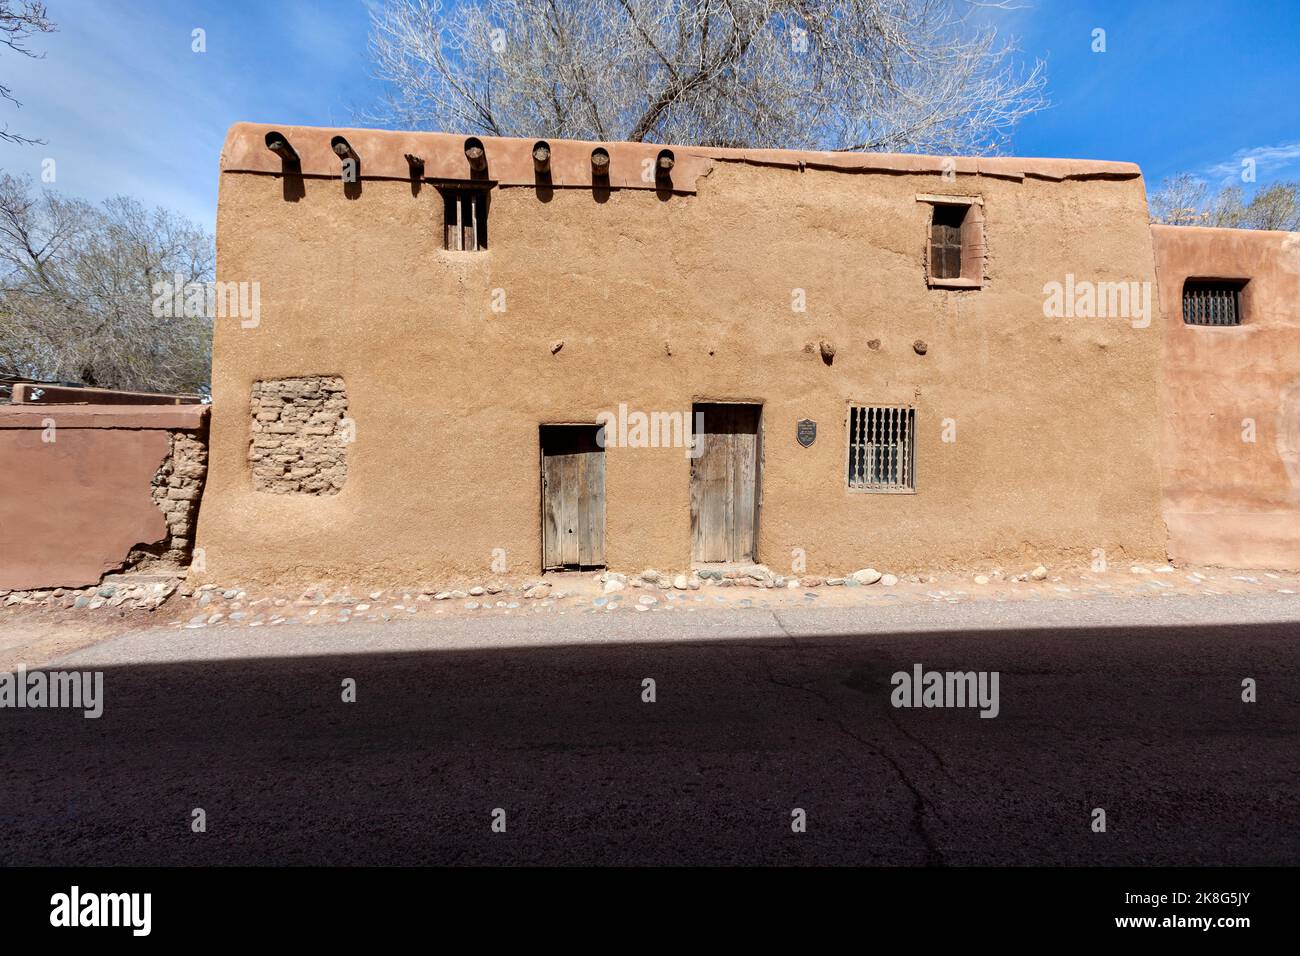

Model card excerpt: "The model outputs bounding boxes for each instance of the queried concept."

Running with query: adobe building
[1153,225,1300,570]
[195,122,1168,587]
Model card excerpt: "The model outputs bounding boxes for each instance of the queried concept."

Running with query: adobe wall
[196,124,1167,586]
[10,383,202,405]
[0,404,209,590]
[1153,224,1300,569]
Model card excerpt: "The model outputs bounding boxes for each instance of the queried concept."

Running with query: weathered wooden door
[690,403,761,563]
[541,425,606,570]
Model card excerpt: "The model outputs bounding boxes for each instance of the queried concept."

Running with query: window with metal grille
[1182,280,1244,326]
[442,188,487,251]
[848,405,915,492]
[929,204,966,280]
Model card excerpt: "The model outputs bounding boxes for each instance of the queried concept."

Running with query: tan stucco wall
[1154,224,1300,569]
[197,125,1167,587]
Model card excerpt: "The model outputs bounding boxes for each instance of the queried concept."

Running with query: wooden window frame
[917,194,985,290]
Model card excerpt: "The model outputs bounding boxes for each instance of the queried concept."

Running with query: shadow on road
[1,620,1294,865]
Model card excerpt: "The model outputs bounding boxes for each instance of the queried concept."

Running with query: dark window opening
[929,204,966,280]
[443,188,488,252]
[1182,279,1245,326]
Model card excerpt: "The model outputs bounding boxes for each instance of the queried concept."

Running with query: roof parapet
[222,122,1143,194]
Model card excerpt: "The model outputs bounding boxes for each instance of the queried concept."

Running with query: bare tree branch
[365,0,1048,154]
[0,174,214,392]
[1149,173,1300,231]
[0,0,56,145]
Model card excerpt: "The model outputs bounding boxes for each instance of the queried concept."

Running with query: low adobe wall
[10,383,202,405]
[1154,225,1300,569]
[0,404,209,590]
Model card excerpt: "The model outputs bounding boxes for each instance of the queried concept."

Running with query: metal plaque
[796,419,816,448]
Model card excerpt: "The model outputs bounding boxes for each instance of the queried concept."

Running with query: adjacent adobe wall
[1154,224,1300,569]
[196,123,1166,586]
[10,383,202,405]
[0,404,209,590]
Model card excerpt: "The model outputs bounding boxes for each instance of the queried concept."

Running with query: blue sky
[0,0,1296,231]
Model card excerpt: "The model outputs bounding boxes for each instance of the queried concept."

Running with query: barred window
[848,405,915,492]
[1182,280,1244,326]
[443,188,488,251]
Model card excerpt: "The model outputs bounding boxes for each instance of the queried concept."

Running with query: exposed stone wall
[249,377,348,495]
[142,429,208,567]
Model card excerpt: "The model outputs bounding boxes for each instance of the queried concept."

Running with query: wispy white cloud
[1202,141,1300,187]
[0,0,383,231]
[0,0,224,226]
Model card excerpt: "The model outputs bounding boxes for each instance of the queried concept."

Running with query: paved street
[1,594,1296,865]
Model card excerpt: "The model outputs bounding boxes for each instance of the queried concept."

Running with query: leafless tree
[0,174,214,392]
[1149,173,1300,232]
[367,0,1047,153]
[0,0,56,145]
[1233,181,1300,232]
[1147,173,1210,226]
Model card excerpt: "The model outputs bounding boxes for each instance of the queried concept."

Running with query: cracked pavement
[1,593,1296,865]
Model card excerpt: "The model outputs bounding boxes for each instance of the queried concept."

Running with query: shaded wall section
[1154,224,1300,569]
[0,404,209,590]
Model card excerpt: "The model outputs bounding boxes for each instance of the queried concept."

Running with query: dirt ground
[2,560,1298,669]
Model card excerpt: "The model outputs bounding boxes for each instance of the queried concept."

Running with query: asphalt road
[1,594,1296,865]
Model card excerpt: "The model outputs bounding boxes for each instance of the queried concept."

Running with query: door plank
[733,420,756,562]
[576,450,590,568]
[558,451,579,566]
[693,412,730,563]
[583,447,606,567]
[542,452,563,569]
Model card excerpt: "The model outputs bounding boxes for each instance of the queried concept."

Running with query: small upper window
[443,188,488,252]
[930,205,966,279]
[918,194,984,289]
[1182,279,1245,326]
